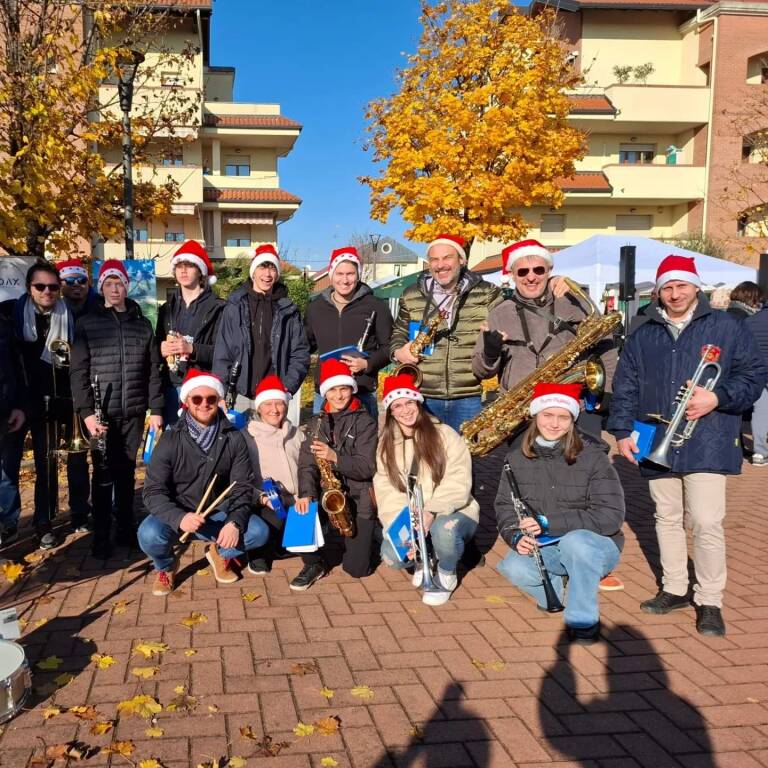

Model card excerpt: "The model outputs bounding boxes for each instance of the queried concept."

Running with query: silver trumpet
[405,473,446,600]
[646,344,722,469]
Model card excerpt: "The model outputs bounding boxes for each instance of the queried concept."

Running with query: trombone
[47,339,89,456]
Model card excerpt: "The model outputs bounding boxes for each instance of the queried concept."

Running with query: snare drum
[0,640,31,723]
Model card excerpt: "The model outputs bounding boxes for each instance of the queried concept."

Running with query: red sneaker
[599,574,624,592]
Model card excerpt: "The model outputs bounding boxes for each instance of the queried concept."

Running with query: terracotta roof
[559,171,613,192]
[203,188,302,204]
[473,255,504,273]
[568,94,616,115]
[203,114,302,130]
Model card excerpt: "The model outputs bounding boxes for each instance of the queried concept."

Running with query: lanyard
[512,295,577,365]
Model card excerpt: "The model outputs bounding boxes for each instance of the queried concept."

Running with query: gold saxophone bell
[391,362,423,387]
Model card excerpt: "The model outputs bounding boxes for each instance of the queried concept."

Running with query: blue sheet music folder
[282,501,324,552]
[385,506,413,563]
[319,345,368,363]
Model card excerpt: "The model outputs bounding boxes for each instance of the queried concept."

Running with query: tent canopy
[484,235,756,302]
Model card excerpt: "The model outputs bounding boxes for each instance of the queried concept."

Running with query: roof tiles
[203,188,302,204]
[568,94,617,115]
[203,114,302,130]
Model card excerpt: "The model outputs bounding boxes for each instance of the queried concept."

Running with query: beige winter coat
[245,417,305,496]
[373,421,479,530]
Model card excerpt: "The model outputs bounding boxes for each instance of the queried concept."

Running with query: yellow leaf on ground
[42,706,61,720]
[240,725,259,740]
[293,721,315,737]
[174,684,186,694]
[138,759,166,768]
[54,673,74,687]
[207,703,220,713]
[1,562,24,583]
[133,640,169,659]
[166,691,197,713]
[320,758,339,767]
[117,695,162,719]
[180,611,208,628]
[145,726,164,738]
[314,715,341,735]
[36,595,55,605]
[319,687,335,700]
[484,595,507,605]
[197,567,211,577]
[69,705,99,720]
[471,659,506,671]
[241,592,261,602]
[18,618,28,630]
[91,653,116,670]
[111,599,132,614]
[90,720,114,735]
[34,618,48,628]
[184,649,197,657]
[228,758,247,768]
[37,655,63,670]
[350,684,374,700]
[105,741,135,756]
[131,666,160,679]
[23,552,45,564]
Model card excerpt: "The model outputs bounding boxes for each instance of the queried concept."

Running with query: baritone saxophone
[312,414,355,537]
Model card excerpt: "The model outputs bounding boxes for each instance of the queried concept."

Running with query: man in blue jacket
[745,299,768,464]
[213,244,309,423]
[608,255,766,637]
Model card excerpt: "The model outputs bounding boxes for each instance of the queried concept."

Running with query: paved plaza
[1,444,767,767]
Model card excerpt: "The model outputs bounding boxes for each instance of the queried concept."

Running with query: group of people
[0,232,765,644]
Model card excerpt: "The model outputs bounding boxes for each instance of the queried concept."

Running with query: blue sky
[210,1,425,270]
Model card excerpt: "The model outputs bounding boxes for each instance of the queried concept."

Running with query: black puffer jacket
[0,315,22,420]
[495,432,625,552]
[143,411,255,531]
[298,399,378,521]
[156,286,224,387]
[305,283,393,394]
[70,298,163,419]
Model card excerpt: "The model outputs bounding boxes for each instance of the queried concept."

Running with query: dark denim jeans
[424,396,483,433]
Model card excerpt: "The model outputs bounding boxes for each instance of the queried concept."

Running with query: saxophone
[392,309,447,386]
[312,414,355,537]
[461,277,621,456]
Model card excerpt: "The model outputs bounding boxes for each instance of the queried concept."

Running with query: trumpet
[393,309,446,386]
[645,344,722,469]
[405,474,446,601]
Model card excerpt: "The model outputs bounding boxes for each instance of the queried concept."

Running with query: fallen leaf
[320,758,339,768]
[227,758,247,768]
[138,759,167,768]
[350,684,374,700]
[238,730,290,757]
[471,659,506,671]
[131,666,160,679]
[174,684,186,694]
[45,741,93,761]
[35,595,55,605]
[91,653,116,670]
[90,720,114,735]
[18,618,28,630]
[319,686,335,700]
[241,592,261,602]
[1,561,24,583]
[111,599,132,614]
[34,618,49,628]
[293,721,315,737]
[240,725,260,740]
[133,640,169,659]
[290,661,318,675]
[36,655,63,670]
[410,725,424,741]
[69,705,99,720]
[42,706,61,720]
[484,595,507,605]
[105,741,135,757]
[314,715,341,736]
[166,691,198,713]
[207,703,220,713]
[117,695,162,719]
[24,552,45,564]
[180,611,208,629]
[145,726,164,738]
[197,567,211,577]
[54,672,74,687]
[184,649,197,657]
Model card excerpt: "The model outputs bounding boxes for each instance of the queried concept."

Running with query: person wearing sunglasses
[57,258,97,322]
[139,369,267,596]
[0,260,76,549]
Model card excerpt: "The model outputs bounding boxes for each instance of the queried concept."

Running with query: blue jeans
[381,511,478,575]
[138,509,269,572]
[313,391,378,420]
[424,396,482,433]
[498,529,620,628]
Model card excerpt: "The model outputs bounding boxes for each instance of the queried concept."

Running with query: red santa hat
[529,382,582,421]
[250,243,281,278]
[382,373,424,411]
[319,358,357,398]
[253,374,291,411]
[655,254,701,290]
[427,235,467,261]
[56,258,88,281]
[179,368,225,403]
[171,240,216,286]
[502,239,552,275]
[329,246,362,278]
[97,260,129,293]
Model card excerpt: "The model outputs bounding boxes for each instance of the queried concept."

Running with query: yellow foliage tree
[362,0,585,252]
[0,1,200,259]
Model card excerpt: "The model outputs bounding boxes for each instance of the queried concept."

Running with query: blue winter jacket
[607,295,767,477]
[212,282,310,397]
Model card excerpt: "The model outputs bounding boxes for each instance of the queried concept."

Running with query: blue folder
[385,506,414,563]
[226,409,247,430]
[142,427,158,464]
[631,420,658,462]
[282,501,324,552]
[319,345,368,363]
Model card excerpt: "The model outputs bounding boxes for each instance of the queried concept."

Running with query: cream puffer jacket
[245,417,305,498]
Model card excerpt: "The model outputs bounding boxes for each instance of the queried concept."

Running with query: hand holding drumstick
[179,475,238,543]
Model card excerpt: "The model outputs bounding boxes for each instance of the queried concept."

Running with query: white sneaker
[437,569,458,592]
[753,454,766,466]
[411,568,424,588]
[422,587,451,606]
[421,569,457,606]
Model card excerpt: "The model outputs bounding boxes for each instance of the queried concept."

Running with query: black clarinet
[225,360,241,411]
[356,311,377,353]
[91,375,111,486]
[502,462,564,613]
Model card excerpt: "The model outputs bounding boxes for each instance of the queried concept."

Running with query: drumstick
[179,481,237,543]
[195,474,218,516]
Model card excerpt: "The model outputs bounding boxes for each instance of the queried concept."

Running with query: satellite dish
[380,241,393,256]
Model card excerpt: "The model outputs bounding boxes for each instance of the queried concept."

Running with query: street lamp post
[368,233,381,283]
[117,50,145,260]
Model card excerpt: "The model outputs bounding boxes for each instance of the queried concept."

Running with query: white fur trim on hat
[382,387,424,411]
[171,252,217,286]
[180,374,225,403]
[253,387,291,411]
[59,264,88,280]
[529,394,580,421]
[329,252,361,278]
[319,373,357,398]
[656,270,702,289]
[428,237,467,261]
[97,268,128,293]
[250,250,281,278]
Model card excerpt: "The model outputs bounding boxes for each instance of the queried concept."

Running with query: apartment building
[469,0,768,267]
[94,1,301,289]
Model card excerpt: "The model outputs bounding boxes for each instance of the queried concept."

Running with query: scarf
[729,300,759,317]
[184,411,219,454]
[427,273,469,327]
[22,295,72,364]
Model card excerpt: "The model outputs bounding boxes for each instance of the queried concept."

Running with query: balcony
[104,164,203,207]
[603,164,706,204]
[202,102,301,153]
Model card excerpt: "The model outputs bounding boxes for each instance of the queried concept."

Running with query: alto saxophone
[312,414,354,537]
[393,309,446,386]
[461,277,621,456]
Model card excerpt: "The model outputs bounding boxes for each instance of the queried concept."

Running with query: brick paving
[1,443,768,767]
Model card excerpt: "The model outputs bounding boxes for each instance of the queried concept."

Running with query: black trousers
[301,513,376,578]
[92,415,144,543]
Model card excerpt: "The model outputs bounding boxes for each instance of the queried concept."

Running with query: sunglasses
[189,394,219,406]
[31,283,61,293]
[63,276,88,286]
[516,266,548,278]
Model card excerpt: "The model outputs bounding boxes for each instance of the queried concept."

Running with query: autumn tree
[362,0,585,253]
[0,1,200,259]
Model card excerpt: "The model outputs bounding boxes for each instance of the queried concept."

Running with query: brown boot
[206,544,239,584]
[152,568,175,596]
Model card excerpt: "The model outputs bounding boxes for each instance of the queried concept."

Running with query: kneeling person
[495,383,625,644]
[139,369,268,594]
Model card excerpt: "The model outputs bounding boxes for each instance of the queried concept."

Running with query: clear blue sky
[210,0,425,270]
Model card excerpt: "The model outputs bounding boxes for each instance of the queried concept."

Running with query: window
[619,144,655,165]
[736,207,768,237]
[225,162,250,176]
[134,228,148,242]
[616,214,652,231]
[161,152,183,167]
[393,264,407,277]
[541,214,565,233]
[226,238,251,247]
[164,231,184,243]
[746,53,768,84]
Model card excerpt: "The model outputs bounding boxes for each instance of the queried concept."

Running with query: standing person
[58,258,97,320]
[305,246,393,419]
[608,255,766,637]
[243,375,305,574]
[139,370,267,594]
[374,374,479,606]
[213,244,310,423]
[496,383,625,645]
[157,240,224,425]
[70,260,164,559]
[0,261,76,549]
[745,298,768,465]
[726,281,762,320]
[291,359,378,591]
[390,235,502,432]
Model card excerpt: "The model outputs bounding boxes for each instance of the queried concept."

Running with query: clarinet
[91,375,111,486]
[225,361,241,411]
[502,462,564,613]
[356,311,377,353]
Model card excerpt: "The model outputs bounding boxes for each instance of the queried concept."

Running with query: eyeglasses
[515,266,548,278]
[189,394,219,406]
[31,283,61,293]
[63,276,88,286]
